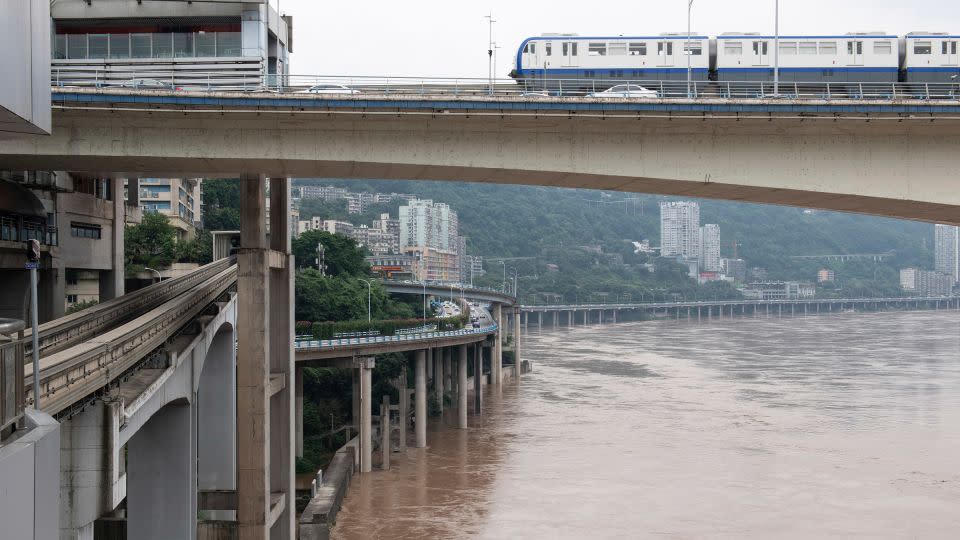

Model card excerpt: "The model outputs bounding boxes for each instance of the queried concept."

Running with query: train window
[752,41,768,55]
[819,42,837,54]
[847,41,863,55]
[799,42,817,55]
[523,43,529,53]
[724,41,743,55]
[942,41,958,54]
[629,43,646,55]
[658,42,673,56]
[609,43,627,56]
[914,41,932,55]
[874,41,892,54]
[684,42,702,55]
[530,43,537,54]
[588,43,607,56]
[546,42,552,56]
[779,41,797,55]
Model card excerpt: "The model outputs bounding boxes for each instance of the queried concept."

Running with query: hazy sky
[277,1,959,78]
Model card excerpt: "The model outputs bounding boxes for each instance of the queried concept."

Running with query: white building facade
[699,224,721,272]
[934,224,959,283]
[660,201,701,260]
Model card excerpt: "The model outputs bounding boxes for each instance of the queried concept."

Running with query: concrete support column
[435,348,445,410]
[99,177,126,302]
[358,357,374,472]
[457,345,468,429]
[381,396,391,470]
[473,343,482,415]
[493,303,503,386]
[295,366,303,459]
[128,403,196,540]
[443,348,452,403]
[514,307,522,383]
[351,369,360,432]
[236,174,271,539]
[415,349,427,448]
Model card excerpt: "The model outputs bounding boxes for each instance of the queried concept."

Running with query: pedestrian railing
[294,323,497,351]
[0,319,26,439]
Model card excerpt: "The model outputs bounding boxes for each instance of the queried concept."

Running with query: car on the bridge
[297,84,361,95]
[587,84,658,98]
[118,78,179,90]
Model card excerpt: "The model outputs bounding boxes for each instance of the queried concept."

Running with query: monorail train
[511,31,960,90]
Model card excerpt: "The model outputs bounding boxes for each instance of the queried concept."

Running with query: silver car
[587,84,658,99]
[297,84,360,95]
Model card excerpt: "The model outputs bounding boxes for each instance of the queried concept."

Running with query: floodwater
[332,310,960,539]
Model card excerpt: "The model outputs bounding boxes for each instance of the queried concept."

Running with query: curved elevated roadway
[379,281,516,306]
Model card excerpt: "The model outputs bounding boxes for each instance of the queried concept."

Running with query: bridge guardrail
[0,330,25,436]
[294,324,497,352]
[26,265,238,415]
[50,72,960,102]
[519,296,960,310]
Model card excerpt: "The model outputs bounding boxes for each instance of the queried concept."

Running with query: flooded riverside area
[332,311,960,539]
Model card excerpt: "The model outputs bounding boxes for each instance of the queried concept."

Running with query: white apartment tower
[399,199,459,251]
[660,201,701,259]
[934,224,959,283]
[699,224,722,272]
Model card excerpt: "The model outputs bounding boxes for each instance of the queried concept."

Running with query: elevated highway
[380,281,517,306]
[0,87,959,223]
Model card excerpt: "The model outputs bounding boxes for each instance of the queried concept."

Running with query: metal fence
[0,320,25,438]
[50,71,960,101]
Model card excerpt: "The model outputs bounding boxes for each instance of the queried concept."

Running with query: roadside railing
[519,296,960,310]
[294,323,497,351]
[0,319,26,439]
[50,72,960,102]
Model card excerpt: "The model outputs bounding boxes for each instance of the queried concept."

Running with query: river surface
[332,311,960,539]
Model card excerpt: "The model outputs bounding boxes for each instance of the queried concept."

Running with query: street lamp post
[485,13,496,95]
[143,267,162,284]
[499,260,506,292]
[773,0,780,96]
[687,0,694,98]
[362,279,373,322]
[422,281,427,323]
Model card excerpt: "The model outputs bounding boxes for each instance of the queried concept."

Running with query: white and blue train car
[512,33,710,91]
[904,32,960,83]
[716,32,900,83]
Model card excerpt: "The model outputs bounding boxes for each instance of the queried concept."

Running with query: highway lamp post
[686,0,694,98]
[143,266,162,284]
[362,279,373,322]
[485,13,496,96]
[26,240,40,409]
[499,260,506,292]
[422,281,427,323]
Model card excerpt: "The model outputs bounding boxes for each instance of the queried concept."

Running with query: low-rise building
[900,267,918,291]
[721,258,747,283]
[904,269,955,296]
[366,254,419,281]
[817,269,836,283]
[743,281,816,300]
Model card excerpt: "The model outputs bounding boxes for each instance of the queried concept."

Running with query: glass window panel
[131,34,152,58]
[195,32,216,56]
[799,42,817,54]
[685,42,702,55]
[724,42,743,54]
[153,33,172,58]
[216,32,241,56]
[819,41,837,54]
[172,32,194,58]
[914,41,932,54]
[53,35,67,59]
[545,42,552,56]
[88,34,108,59]
[629,42,646,55]
[588,43,606,56]
[874,41,892,54]
[67,34,87,59]
[779,41,797,54]
[608,43,627,56]
[109,34,130,58]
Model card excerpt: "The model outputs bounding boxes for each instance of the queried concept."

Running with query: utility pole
[687,0,694,98]
[485,12,496,95]
[773,0,780,96]
[26,239,40,409]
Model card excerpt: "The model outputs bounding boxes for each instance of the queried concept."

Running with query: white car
[296,84,360,95]
[587,84,658,99]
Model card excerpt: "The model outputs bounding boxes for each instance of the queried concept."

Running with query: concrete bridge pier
[443,348,452,402]
[295,366,303,459]
[538,311,543,328]
[493,303,503,386]
[415,349,427,448]
[473,343,482,415]
[457,345,468,429]
[358,357,374,472]
[583,310,588,326]
[514,307,522,384]
[435,348,445,410]
[128,401,196,540]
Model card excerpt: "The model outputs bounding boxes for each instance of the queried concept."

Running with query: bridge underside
[0,99,959,224]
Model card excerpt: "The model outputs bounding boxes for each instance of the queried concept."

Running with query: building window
[629,42,646,55]
[914,41,932,55]
[53,34,67,59]
[799,42,817,55]
[66,270,78,285]
[131,33,152,58]
[173,32,194,58]
[819,42,837,54]
[588,43,606,56]
[71,222,102,239]
[67,294,78,304]
[724,41,743,55]
[153,33,173,58]
[216,32,242,56]
[67,34,88,59]
[874,41,893,54]
[109,33,130,58]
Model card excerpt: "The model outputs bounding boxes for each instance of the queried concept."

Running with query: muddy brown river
[332,311,960,539]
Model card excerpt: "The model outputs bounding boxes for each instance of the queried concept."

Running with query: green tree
[125,212,177,274]
[292,230,369,277]
[294,269,414,323]
[202,179,241,230]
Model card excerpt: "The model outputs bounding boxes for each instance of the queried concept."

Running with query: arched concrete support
[128,401,196,540]
[197,324,237,513]
[457,345,468,429]
[414,349,427,448]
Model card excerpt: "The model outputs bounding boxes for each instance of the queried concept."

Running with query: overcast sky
[277,1,959,78]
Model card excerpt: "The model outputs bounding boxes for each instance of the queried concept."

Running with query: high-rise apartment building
[699,224,721,272]
[399,199,462,283]
[127,179,202,240]
[934,224,959,283]
[660,201,701,259]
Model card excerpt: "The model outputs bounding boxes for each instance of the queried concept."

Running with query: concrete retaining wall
[298,445,356,540]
